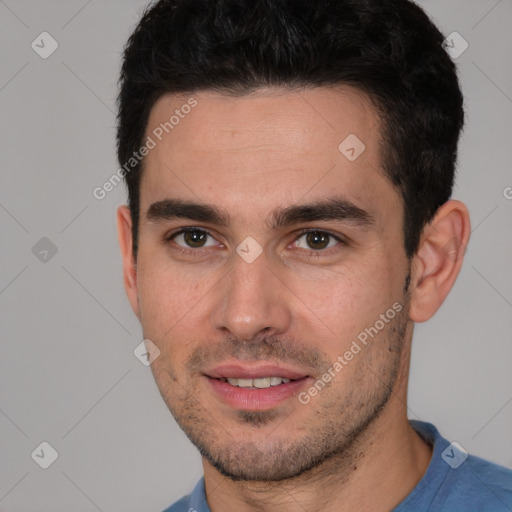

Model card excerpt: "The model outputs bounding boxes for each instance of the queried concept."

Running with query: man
[116,0,512,510]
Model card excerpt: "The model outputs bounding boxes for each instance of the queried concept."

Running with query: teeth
[226,377,292,388]
[234,378,253,388]
[253,377,271,388]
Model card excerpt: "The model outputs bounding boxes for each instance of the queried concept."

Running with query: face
[123,86,413,481]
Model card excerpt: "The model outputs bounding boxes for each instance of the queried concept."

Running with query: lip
[204,362,312,411]
[205,363,309,381]
[205,376,311,410]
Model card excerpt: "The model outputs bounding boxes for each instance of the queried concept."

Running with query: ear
[117,205,140,319]
[409,200,471,322]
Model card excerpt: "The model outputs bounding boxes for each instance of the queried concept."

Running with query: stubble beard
[157,293,410,484]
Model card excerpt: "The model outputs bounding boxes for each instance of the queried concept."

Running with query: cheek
[137,266,201,381]
[135,251,220,344]
[288,256,401,352]
[136,258,186,332]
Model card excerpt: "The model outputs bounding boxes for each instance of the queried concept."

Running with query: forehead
[140,86,398,226]
[146,85,378,157]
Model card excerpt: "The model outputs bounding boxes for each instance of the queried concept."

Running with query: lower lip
[205,377,311,410]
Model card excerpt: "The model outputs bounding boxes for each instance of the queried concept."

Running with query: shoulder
[402,421,512,511]
[161,477,207,512]
[161,494,192,512]
[442,453,512,510]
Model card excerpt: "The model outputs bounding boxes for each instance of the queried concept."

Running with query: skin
[117,86,471,512]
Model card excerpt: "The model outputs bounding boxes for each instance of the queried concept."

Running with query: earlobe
[409,200,471,323]
[116,205,140,319]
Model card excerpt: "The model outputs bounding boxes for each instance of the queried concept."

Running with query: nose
[211,248,292,341]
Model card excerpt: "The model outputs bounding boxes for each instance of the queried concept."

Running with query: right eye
[169,228,218,249]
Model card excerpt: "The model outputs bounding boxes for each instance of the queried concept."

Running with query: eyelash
[164,227,347,258]
[292,228,346,258]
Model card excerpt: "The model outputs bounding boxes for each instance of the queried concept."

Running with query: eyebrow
[147,199,230,226]
[268,198,374,230]
[146,197,375,231]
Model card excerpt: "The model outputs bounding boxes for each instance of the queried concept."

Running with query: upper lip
[205,363,310,380]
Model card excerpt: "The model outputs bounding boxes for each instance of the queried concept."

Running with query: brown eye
[294,230,341,251]
[171,229,216,248]
[183,230,207,247]
[305,231,330,250]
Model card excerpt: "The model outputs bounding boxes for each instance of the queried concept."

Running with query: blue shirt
[163,420,512,512]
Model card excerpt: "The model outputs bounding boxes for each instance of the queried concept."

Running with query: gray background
[1,0,511,510]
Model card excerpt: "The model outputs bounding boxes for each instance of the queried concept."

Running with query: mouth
[218,376,294,389]
[205,362,309,381]
[204,363,312,410]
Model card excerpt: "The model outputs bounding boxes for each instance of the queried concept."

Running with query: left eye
[294,230,341,251]
[171,229,217,248]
